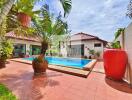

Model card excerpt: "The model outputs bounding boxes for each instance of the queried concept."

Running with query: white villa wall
[117,22,132,85]
[124,23,132,85]
[84,40,104,58]
[9,38,41,55]
[61,40,104,58]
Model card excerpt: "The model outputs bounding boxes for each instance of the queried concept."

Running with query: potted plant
[32,40,49,75]
[89,49,95,59]
[31,4,71,75]
[11,0,40,27]
[103,28,127,81]
[95,51,100,60]
[0,38,13,68]
[17,12,31,27]
[32,55,48,75]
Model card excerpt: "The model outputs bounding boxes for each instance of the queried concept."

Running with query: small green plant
[95,51,100,58]
[109,28,124,49]
[33,56,44,64]
[111,41,121,49]
[0,83,17,100]
[88,49,101,59]
[89,49,95,55]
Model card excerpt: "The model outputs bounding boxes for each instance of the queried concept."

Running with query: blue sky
[34,0,131,42]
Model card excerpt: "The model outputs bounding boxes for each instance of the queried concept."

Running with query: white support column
[26,44,30,55]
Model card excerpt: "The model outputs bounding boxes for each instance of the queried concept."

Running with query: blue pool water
[23,57,91,68]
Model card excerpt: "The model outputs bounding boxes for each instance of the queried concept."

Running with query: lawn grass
[0,83,17,100]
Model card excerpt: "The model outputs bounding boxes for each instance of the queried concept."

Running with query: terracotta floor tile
[0,61,132,100]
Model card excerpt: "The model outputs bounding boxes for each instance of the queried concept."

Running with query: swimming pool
[23,57,92,69]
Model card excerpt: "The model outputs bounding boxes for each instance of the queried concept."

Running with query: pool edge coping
[10,58,96,78]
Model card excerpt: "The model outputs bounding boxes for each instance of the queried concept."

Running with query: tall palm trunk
[41,41,48,58]
[0,0,15,25]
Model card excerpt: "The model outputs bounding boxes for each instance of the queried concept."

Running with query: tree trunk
[41,41,48,57]
[0,0,15,25]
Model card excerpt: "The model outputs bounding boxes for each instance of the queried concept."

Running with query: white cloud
[66,0,131,41]
[34,0,131,42]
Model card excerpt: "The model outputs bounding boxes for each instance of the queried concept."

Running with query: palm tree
[0,0,72,25]
[32,5,68,57]
[114,28,125,41]
[0,0,15,25]
[59,0,72,17]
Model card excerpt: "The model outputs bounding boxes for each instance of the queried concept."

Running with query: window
[94,43,101,47]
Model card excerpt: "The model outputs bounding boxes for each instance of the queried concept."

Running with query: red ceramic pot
[103,49,127,80]
[17,13,31,27]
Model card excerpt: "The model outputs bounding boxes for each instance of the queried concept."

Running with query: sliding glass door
[13,44,26,57]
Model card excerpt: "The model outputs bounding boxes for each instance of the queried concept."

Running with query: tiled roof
[5,31,41,42]
[70,32,107,43]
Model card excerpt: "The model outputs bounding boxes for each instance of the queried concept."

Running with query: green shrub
[0,84,17,100]
[89,49,95,55]
[95,51,100,57]
[111,41,121,49]
[88,49,101,59]
[0,38,13,61]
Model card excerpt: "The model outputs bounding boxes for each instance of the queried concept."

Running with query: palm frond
[114,28,125,41]
[59,0,72,17]
[32,4,69,43]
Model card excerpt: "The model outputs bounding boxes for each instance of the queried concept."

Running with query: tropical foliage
[0,0,72,58]
[109,28,124,49]
[0,0,72,26]
[0,0,15,25]
[0,13,13,61]
[114,28,125,41]
[0,1,35,35]
[0,0,7,9]
[0,38,13,61]
[88,49,101,59]
[12,0,40,17]
[0,84,17,100]
[0,0,72,36]
[32,4,69,55]
[0,17,7,36]
[60,0,72,17]
[111,41,121,49]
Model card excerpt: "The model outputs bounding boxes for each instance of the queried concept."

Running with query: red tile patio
[0,61,132,100]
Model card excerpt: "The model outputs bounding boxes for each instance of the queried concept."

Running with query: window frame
[94,43,102,47]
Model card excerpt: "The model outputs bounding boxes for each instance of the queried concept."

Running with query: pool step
[83,59,97,71]
[48,65,90,78]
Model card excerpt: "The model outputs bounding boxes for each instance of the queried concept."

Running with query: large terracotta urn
[103,49,127,80]
[17,12,31,27]
[32,56,48,75]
